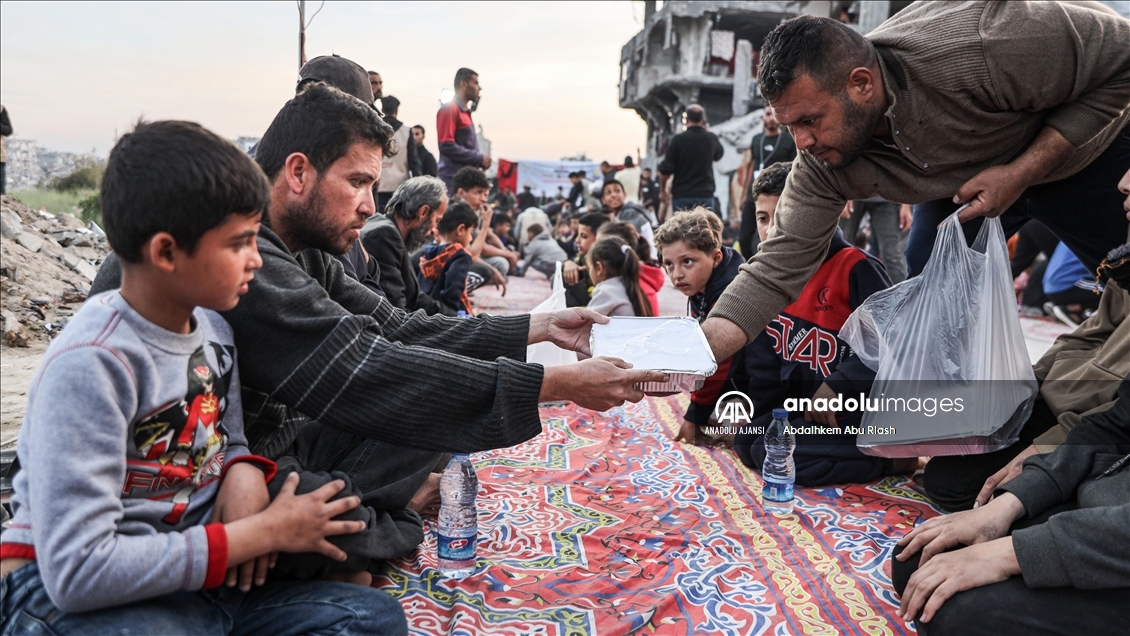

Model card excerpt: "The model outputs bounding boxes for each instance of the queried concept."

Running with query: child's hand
[804,383,840,427]
[263,473,366,561]
[563,260,581,285]
[676,419,698,444]
[211,462,274,590]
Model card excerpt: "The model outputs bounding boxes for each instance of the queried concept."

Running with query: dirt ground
[1,341,47,448]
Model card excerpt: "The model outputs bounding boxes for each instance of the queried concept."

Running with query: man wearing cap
[295,55,386,297]
[437,67,491,194]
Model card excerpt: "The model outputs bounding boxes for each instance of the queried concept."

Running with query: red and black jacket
[738,230,891,420]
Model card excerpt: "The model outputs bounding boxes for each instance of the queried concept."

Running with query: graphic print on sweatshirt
[126,342,235,525]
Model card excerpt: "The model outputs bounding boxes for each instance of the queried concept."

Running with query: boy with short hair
[654,207,745,443]
[454,166,513,284]
[563,212,611,307]
[735,162,912,486]
[523,222,569,279]
[0,121,406,634]
[419,201,478,315]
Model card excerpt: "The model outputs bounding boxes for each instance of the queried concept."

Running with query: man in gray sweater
[91,83,666,578]
[891,376,1130,634]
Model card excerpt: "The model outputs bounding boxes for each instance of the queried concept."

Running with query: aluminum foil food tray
[590,317,718,395]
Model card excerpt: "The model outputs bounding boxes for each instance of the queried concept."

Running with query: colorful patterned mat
[373,394,941,635]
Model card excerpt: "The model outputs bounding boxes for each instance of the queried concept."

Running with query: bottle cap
[772,408,789,420]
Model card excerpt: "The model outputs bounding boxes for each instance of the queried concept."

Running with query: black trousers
[890,504,1130,635]
[922,398,1058,512]
[269,422,448,579]
[735,411,890,486]
[906,125,1130,278]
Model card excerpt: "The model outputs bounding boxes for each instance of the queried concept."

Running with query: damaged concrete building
[618,0,912,217]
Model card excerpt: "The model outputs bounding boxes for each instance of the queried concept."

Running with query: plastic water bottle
[762,408,796,515]
[456,310,470,319]
[437,453,478,578]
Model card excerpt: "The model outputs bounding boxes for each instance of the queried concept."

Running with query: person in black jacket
[411,125,438,177]
[658,104,724,213]
[361,176,453,315]
[891,377,1130,635]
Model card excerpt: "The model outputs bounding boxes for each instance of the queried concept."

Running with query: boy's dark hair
[758,14,876,103]
[490,214,512,230]
[527,223,544,236]
[381,96,400,116]
[601,179,624,196]
[454,67,477,89]
[453,166,490,192]
[255,83,395,181]
[751,161,792,199]
[412,124,425,134]
[578,212,610,235]
[101,120,269,264]
[599,221,655,265]
[438,200,478,235]
[654,208,723,255]
[587,236,653,317]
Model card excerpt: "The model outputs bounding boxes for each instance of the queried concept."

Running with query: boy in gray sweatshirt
[0,121,406,635]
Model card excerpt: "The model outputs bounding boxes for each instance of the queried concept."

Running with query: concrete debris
[1,195,110,347]
[14,232,43,254]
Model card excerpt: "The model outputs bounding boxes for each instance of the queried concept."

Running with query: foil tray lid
[590,316,718,377]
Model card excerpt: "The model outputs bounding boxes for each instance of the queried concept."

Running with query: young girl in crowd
[586,236,654,317]
[598,221,665,316]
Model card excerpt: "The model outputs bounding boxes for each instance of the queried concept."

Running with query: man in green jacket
[703,2,1130,492]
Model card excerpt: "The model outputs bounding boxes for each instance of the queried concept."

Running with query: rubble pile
[0,195,110,347]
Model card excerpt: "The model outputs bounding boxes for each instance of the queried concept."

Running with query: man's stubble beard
[813,93,883,171]
[282,182,355,256]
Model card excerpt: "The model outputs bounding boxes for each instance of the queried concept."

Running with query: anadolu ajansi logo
[713,391,755,426]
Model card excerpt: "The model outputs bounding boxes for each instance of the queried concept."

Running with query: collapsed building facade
[618,0,911,217]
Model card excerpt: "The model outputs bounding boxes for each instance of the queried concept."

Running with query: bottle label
[438,532,477,561]
[763,477,794,504]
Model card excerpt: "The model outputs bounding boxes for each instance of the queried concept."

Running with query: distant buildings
[3,139,90,191]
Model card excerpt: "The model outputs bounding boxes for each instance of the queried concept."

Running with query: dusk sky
[0,1,650,162]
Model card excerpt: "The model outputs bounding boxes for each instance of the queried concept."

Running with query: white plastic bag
[839,211,1038,457]
[525,261,579,368]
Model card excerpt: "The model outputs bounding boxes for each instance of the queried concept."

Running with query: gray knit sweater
[90,223,545,459]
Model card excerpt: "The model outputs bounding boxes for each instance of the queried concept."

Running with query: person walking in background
[437,68,490,194]
[376,96,420,213]
[0,105,11,194]
[659,105,724,214]
[737,106,797,254]
[617,156,641,204]
[411,125,438,177]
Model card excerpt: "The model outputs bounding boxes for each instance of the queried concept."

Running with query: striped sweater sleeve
[222,235,544,453]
